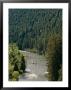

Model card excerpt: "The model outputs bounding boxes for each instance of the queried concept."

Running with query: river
[19,51,48,81]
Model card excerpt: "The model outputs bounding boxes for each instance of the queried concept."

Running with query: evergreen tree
[46,33,62,81]
[20,56,26,72]
[14,63,18,71]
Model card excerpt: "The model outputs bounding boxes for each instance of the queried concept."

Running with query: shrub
[12,71,19,81]
[9,64,14,79]
[19,70,23,74]
[12,78,17,81]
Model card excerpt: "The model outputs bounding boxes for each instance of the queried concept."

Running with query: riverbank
[19,51,48,81]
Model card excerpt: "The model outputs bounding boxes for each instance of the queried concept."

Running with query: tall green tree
[46,33,62,81]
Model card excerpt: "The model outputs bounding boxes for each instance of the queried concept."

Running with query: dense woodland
[9,9,62,81]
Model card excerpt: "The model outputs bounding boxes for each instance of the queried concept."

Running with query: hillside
[9,9,62,54]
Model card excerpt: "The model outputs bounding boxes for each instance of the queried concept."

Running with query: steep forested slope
[9,9,62,54]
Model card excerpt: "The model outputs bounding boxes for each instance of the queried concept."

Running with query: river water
[19,51,48,81]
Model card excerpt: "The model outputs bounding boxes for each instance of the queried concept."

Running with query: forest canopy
[9,9,62,54]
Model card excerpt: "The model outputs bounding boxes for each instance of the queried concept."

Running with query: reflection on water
[19,51,48,81]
